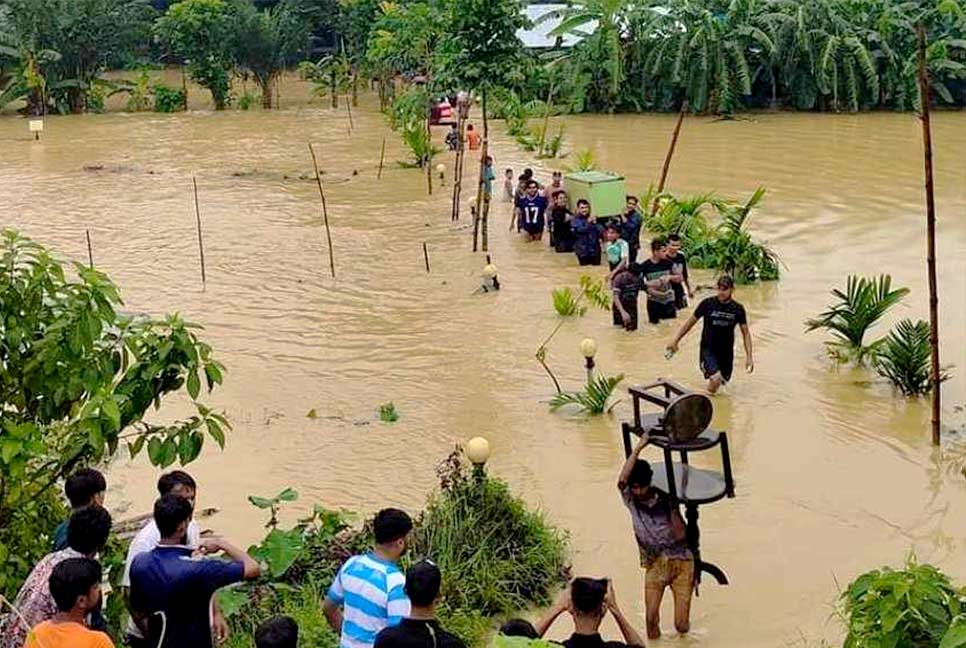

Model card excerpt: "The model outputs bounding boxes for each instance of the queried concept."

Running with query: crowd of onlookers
[0,430,695,648]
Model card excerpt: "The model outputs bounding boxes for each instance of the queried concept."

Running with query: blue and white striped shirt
[327,552,411,648]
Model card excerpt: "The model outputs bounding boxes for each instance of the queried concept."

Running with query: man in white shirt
[121,471,226,647]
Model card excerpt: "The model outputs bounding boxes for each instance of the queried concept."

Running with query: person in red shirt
[466,124,481,150]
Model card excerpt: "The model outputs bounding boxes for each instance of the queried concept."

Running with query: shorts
[646,300,677,324]
[522,218,545,235]
[673,285,688,309]
[700,346,734,382]
[644,555,695,598]
[612,294,639,331]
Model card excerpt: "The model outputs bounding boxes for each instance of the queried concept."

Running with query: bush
[237,89,257,111]
[842,557,966,647]
[153,84,185,112]
[874,319,938,395]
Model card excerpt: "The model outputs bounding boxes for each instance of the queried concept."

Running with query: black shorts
[522,218,545,235]
[578,252,601,266]
[612,295,639,331]
[700,347,734,382]
[646,300,676,324]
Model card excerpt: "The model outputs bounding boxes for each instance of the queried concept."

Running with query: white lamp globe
[465,437,491,465]
[580,337,597,359]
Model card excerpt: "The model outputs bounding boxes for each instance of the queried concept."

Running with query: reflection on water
[2,79,966,647]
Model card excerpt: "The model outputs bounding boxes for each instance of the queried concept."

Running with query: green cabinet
[564,171,627,218]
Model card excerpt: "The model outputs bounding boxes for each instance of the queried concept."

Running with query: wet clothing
[635,258,676,324]
[667,252,689,308]
[327,552,410,648]
[606,239,629,270]
[516,195,547,234]
[483,166,496,197]
[467,131,480,150]
[375,619,464,648]
[572,217,602,265]
[611,271,641,331]
[503,178,514,202]
[694,296,747,382]
[620,487,691,565]
[445,129,459,151]
[549,207,574,252]
[564,633,643,648]
[619,211,643,262]
[644,555,694,623]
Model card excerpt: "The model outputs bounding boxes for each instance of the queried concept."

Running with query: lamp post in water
[580,338,597,383]
[465,436,491,481]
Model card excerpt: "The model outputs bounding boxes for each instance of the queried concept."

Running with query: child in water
[503,169,514,202]
[604,223,630,276]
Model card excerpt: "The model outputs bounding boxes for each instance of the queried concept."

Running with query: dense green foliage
[842,558,966,647]
[233,0,311,108]
[805,274,909,363]
[874,319,937,395]
[0,230,228,598]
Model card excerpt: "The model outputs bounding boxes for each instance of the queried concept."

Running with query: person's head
[650,237,667,259]
[625,195,639,212]
[64,468,106,510]
[626,459,654,503]
[603,223,619,242]
[570,577,609,621]
[157,470,197,509]
[66,505,111,556]
[667,233,682,256]
[505,168,513,178]
[467,124,474,132]
[552,171,562,185]
[716,274,735,301]
[576,199,590,217]
[485,155,493,166]
[525,180,539,197]
[554,191,568,208]
[405,560,442,609]
[500,619,539,639]
[523,168,533,180]
[49,558,102,616]
[373,508,413,559]
[154,492,193,543]
[449,123,457,131]
[255,616,299,648]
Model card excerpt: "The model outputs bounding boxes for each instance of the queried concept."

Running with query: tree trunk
[69,87,85,114]
[537,83,555,158]
[261,76,273,109]
[451,96,468,221]
[331,71,338,109]
[482,193,490,252]
[352,73,358,107]
[181,66,189,111]
[473,88,489,252]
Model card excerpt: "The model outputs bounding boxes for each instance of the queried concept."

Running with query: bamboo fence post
[473,88,489,251]
[471,205,479,252]
[308,143,337,278]
[423,242,431,273]
[651,102,688,216]
[451,102,466,221]
[85,229,94,268]
[917,23,942,446]
[378,137,386,179]
[345,95,354,134]
[192,176,207,285]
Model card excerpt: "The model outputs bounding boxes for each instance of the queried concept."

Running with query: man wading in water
[666,274,754,394]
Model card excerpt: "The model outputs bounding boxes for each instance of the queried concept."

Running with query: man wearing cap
[666,275,754,394]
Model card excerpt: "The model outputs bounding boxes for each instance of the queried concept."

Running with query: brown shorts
[644,555,695,596]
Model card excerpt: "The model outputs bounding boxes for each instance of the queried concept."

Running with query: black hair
[717,274,735,289]
[67,505,111,555]
[154,493,193,538]
[255,616,299,648]
[405,560,441,607]
[157,470,196,496]
[628,460,653,488]
[485,156,493,164]
[467,124,474,131]
[505,168,513,174]
[526,180,538,188]
[49,558,102,612]
[576,199,590,208]
[668,233,682,242]
[626,195,639,203]
[500,619,539,639]
[373,508,413,544]
[650,237,667,252]
[571,578,608,615]
[604,223,619,232]
[523,168,533,178]
[65,468,106,508]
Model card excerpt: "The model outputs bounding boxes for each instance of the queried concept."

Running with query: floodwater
[2,74,966,647]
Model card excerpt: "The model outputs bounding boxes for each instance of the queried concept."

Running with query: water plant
[379,402,399,423]
[568,148,597,172]
[549,373,624,415]
[153,84,185,112]
[805,275,909,364]
[874,319,941,396]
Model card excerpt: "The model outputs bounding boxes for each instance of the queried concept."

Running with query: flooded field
[2,77,966,646]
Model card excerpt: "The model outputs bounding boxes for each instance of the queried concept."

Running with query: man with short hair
[532,579,645,648]
[0,507,112,648]
[516,180,548,242]
[122,470,210,648]
[128,494,261,648]
[52,468,107,551]
[618,435,691,640]
[665,234,692,309]
[666,274,754,394]
[634,239,679,324]
[323,509,413,648]
[255,616,299,648]
[571,200,602,266]
[24,558,113,648]
[374,560,464,648]
[619,196,643,263]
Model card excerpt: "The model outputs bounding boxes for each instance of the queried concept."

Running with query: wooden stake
[344,95,354,134]
[917,23,942,446]
[651,102,688,216]
[423,242,431,273]
[192,176,207,285]
[85,229,94,268]
[378,137,386,179]
[471,205,479,252]
[481,194,490,252]
[473,88,489,251]
[451,96,469,221]
[308,143,336,278]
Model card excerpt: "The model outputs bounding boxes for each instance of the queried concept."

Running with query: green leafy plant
[0,229,229,598]
[568,147,597,172]
[249,487,299,528]
[153,83,185,112]
[125,70,152,111]
[874,319,942,396]
[237,88,257,110]
[805,275,909,363]
[841,557,966,647]
[550,373,624,415]
[552,287,585,317]
[379,402,399,423]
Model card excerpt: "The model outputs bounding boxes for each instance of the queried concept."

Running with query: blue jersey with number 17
[517,195,547,226]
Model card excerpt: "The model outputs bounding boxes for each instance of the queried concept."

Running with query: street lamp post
[580,338,597,383]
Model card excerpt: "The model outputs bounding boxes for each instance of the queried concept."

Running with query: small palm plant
[550,373,624,415]
[568,148,597,172]
[805,275,909,363]
[553,287,586,317]
[874,319,938,396]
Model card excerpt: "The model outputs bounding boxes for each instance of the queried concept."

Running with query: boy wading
[635,239,677,324]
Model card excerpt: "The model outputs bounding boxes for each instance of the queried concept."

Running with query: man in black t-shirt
[666,275,754,394]
[531,578,645,648]
[374,561,464,648]
[665,234,692,309]
[633,238,681,325]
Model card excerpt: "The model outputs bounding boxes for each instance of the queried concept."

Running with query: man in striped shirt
[323,509,413,648]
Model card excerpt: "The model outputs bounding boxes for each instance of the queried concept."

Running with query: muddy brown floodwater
[2,76,966,647]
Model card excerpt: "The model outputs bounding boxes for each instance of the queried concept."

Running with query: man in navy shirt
[129,494,261,648]
[515,180,548,242]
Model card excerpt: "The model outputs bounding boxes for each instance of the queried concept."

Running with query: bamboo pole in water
[423,242,431,273]
[192,176,207,285]
[917,23,942,446]
[651,102,688,216]
[378,137,386,179]
[426,95,433,195]
[473,89,489,252]
[85,229,94,268]
[471,205,479,252]
[345,95,354,134]
[308,143,336,278]
[451,99,467,221]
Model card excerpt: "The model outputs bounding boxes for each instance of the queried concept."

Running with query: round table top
[663,393,713,442]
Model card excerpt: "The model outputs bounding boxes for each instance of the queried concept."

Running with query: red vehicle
[430,99,456,126]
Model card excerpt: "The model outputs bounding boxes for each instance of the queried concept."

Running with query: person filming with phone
[532,578,645,648]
